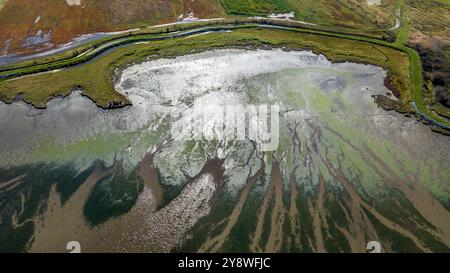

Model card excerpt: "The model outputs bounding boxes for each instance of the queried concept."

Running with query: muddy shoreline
[3,87,131,110]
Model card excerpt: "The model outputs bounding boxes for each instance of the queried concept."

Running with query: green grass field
[221,0,291,15]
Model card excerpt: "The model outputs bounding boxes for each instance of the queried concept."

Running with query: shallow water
[0,49,449,252]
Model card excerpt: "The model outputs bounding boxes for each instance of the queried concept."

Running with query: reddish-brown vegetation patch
[0,0,183,55]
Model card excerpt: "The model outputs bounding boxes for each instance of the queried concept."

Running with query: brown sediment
[264,160,286,252]
[198,157,226,184]
[318,147,432,252]
[198,160,265,253]
[139,153,164,206]
[319,125,430,251]
[308,176,326,253]
[116,157,225,252]
[287,165,301,250]
[0,173,26,192]
[336,196,381,253]
[251,167,273,252]
[302,123,326,252]
[322,124,446,252]
[314,130,372,252]
[29,163,112,252]
[28,152,225,253]
[250,158,287,253]
[362,145,450,247]
[307,123,414,251]
[286,123,302,250]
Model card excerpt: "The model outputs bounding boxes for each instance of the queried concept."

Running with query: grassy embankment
[406,0,450,120]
